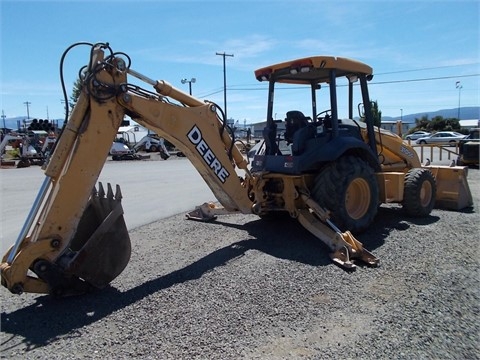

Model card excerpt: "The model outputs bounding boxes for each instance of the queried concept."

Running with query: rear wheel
[311,156,379,233]
[403,168,436,216]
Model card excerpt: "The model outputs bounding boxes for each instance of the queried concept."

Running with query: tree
[409,115,464,135]
[443,117,461,132]
[371,100,382,127]
[415,115,430,130]
[70,78,83,109]
[61,77,83,118]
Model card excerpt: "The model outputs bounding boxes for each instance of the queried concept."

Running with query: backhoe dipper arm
[1,45,131,295]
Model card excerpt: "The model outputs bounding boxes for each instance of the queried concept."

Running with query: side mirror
[357,103,365,121]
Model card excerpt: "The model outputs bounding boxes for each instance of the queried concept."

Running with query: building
[116,123,152,145]
[459,119,480,130]
[248,121,286,139]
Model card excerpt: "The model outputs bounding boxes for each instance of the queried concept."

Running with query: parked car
[405,131,431,141]
[456,128,479,166]
[416,131,466,146]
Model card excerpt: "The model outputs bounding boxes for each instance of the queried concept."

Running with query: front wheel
[402,168,436,216]
[311,156,379,233]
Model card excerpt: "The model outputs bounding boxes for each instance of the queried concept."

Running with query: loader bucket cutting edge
[61,182,131,291]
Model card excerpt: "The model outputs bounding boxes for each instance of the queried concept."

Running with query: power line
[375,62,480,76]
[369,73,479,86]
[205,73,480,93]
[196,63,480,98]
[181,71,480,117]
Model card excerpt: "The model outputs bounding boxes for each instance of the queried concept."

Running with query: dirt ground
[0,166,479,359]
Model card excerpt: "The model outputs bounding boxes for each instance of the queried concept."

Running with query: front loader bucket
[63,183,131,289]
[426,165,473,210]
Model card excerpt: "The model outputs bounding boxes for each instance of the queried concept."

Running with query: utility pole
[216,52,234,122]
[24,101,31,119]
[1,110,6,131]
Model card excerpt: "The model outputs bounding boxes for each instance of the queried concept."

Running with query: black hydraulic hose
[53,42,112,156]
[59,42,94,125]
[211,102,235,161]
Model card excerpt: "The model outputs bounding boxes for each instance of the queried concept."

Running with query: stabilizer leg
[298,193,379,270]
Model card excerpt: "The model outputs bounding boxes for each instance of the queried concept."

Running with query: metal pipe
[7,176,51,263]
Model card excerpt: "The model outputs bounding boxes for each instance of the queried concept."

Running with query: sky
[1,0,479,126]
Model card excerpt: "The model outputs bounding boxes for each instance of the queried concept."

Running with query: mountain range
[381,106,479,123]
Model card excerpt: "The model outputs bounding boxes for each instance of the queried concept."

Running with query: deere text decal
[187,126,230,183]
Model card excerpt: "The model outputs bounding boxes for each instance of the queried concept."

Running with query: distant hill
[382,107,479,123]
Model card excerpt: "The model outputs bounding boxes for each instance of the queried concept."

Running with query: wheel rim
[419,180,433,207]
[345,178,371,220]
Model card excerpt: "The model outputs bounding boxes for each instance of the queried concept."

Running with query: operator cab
[251,56,379,174]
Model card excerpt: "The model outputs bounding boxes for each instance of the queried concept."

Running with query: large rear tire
[402,168,436,216]
[311,156,379,233]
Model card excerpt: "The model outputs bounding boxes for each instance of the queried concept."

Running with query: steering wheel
[316,109,331,121]
[315,109,331,126]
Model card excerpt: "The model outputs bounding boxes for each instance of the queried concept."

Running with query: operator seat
[285,111,315,155]
[284,111,309,144]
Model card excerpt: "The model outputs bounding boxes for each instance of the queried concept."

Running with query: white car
[416,131,466,146]
[405,131,431,141]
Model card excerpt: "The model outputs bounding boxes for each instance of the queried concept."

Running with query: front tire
[402,168,436,216]
[311,156,379,233]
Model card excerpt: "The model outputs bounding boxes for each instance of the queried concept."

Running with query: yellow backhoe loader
[0,42,473,297]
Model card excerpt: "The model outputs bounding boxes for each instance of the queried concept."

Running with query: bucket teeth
[106,183,114,200]
[115,184,123,200]
[97,182,105,198]
[93,182,122,201]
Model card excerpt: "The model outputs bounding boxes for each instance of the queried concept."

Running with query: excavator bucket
[61,183,131,290]
[426,165,473,210]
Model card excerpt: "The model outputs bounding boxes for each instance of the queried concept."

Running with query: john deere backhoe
[0,42,473,297]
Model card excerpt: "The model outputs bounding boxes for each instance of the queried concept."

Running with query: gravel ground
[1,167,479,360]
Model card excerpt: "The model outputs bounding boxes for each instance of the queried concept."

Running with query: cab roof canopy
[254,56,373,85]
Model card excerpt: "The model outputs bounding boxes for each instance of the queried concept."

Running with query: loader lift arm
[1,43,378,296]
